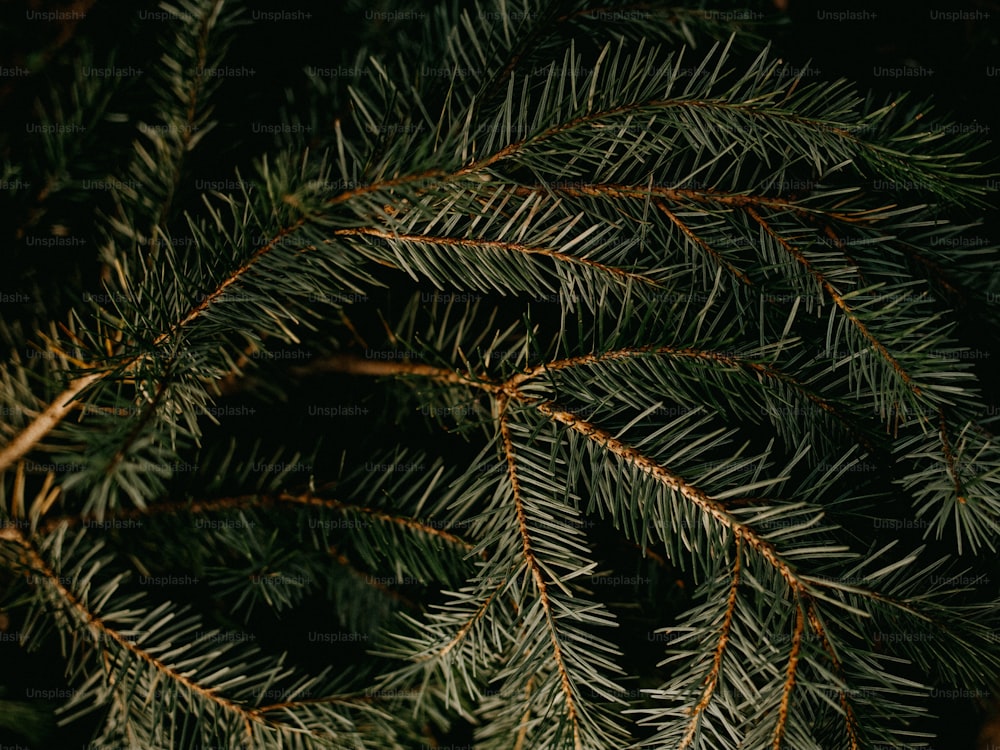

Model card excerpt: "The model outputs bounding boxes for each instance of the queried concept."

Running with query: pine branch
[3,30,989,491]
[746,206,922,402]
[37,490,474,549]
[317,338,999,744]
[0,525,395,749]
[102,0,237,267]
[675,532,741,750]
[498,396,587,750]
[335,225,663,288]
[0,372,103,473]
[2,2,998,746]
[771,603,804,749]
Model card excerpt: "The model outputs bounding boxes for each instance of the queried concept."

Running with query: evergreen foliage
[1,0,999,748]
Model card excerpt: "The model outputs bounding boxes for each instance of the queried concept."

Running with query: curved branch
[40,490,475,549]
[288,350,857,585]
[0,212,308,475]
[1,527,277,734]
[316,349,985,744]
[0,76,934,473]
[505,345,870,450]
[0,160,457,476]
[529,399,801,591]
[334,226,663,288]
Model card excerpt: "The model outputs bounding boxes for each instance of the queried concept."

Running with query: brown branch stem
[677,533,743,750]
[745,206,922,401]
[333,226,661,287]
[518,182,889,225]
[39,490,474,550]
[939,408,968,504]
[0,526,280,733]
[805,602,861,750]
[773,604,805,749]
[499,394,583,750]
[0,373,103,473]
[654,201,753,285]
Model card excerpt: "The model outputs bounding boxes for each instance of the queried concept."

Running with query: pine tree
[2,1,999,748]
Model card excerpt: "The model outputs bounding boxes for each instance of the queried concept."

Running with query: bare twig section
[939,408,968,504]
[10,461,26,519]
[288,353,495,392]
[0,527,18,543]
[677,533,743,750]
[499,394,583,750]
[0,372,103,473]
[772,604,805,750]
